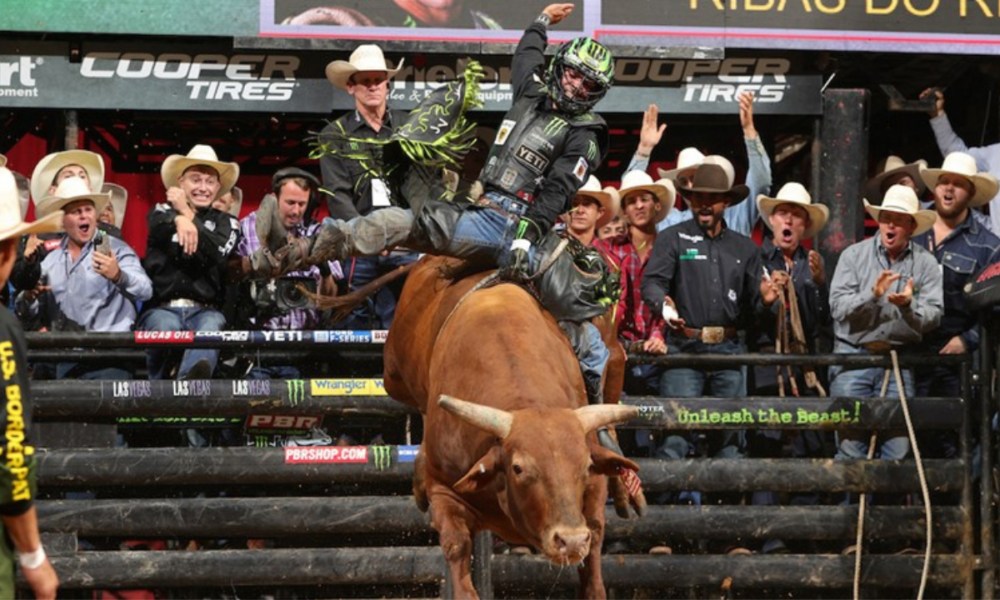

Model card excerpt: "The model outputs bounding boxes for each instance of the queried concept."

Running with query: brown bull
[384,256,638,599]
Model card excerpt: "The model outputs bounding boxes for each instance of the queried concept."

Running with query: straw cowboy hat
[30,149,105,206]
[676,159,749,205]
[101,183,128,229]
[12,171,29,220]
[566,175,619,230]
[863,184,937,236]
[757,182,829,239]
[160,144,239,198]
[919,151,999,208]
[864,155,927,204]
[618,170,675,224]
[36,176,111,219]
[0,167,63,240]
[325,44,404,90]
[657,147,705,182]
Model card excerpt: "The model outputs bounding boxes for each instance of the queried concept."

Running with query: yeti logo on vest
[514,145,549,173]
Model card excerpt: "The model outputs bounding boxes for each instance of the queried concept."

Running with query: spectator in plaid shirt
[594,170,675,394]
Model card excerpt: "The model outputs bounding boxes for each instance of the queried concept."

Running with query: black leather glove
[498,218,541,283]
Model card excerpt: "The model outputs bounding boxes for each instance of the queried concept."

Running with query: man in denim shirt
[829,186,943,463]
[912,152,999,457]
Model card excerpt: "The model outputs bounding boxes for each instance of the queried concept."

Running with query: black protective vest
[480,94,606,203]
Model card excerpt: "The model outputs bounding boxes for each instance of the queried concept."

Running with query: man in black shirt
[138,145,241,380]
[642,160,768,461]
[319,43,416,328]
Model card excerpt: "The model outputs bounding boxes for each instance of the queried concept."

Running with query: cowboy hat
[864,155,927,204]
[919,151,999,208]
[36,176,111,219]
[325,45,404,90]
[657,147,705,182]
[757,182,829,239]
[0,154,6,168]
[0,167,62,241]
[618,170,674,224]
[222,186,243,218]
[160,144,239,199]
[676,160,749,205]
[566,175,618,230]
[101,183,128,229]
[863,184,937,236]
[30,149,105,206]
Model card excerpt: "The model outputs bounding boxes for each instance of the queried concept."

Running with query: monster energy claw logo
[544,118,568,137]
[287,380,306,406]
[587,140,598,162]
[371,445,392,471]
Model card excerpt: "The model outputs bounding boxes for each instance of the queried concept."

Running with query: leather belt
[165,298,205,309]
[677,326,737,344]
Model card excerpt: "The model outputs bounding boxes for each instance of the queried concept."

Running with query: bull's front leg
[428,486,479,599]
[579,475,609,599]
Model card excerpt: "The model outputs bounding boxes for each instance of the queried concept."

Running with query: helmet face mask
[546,37,614,116]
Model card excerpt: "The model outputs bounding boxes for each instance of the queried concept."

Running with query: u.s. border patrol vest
[480,94,606,204]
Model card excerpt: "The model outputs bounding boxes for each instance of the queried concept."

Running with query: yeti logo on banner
[80,52,299,101]
[514,145,549,173]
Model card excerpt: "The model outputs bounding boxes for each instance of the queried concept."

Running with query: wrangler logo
[514,145,549,173]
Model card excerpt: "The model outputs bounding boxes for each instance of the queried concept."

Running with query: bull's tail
[301,262,417,324]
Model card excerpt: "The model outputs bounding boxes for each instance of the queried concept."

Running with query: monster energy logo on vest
[371,445,392,471]
[481,95,607,201]
[287,380,306,406]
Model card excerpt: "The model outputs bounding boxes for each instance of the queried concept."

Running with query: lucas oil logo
[80,52,298,101]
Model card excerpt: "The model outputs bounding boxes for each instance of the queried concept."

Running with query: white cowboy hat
[325,45,404,90]
[619,170,675,224]
[864,155,928,204]
[919,151,999,208]
[757,182,829,239]
[36,176,111,218]
[863,184,937,236]
[566,175,619,230]
[0,154,6,168]
[0,167,62,241]
[30,149,105,206]
[101,183,128,229]
[12,171,29,220]
[657,147,705,181]
[160,144,239,199]
[676,161,748,206]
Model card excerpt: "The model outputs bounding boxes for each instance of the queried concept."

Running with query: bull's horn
[575,404,639,434]
[438,394,513,439]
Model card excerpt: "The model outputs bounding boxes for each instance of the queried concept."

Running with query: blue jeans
[829,364,913,461]
[341,251,420,329]
[138,306,226,380]
[656,338,745,459]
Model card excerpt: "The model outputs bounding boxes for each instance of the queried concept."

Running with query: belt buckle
[701,326,725,344]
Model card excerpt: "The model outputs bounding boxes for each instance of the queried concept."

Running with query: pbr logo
[371,445,392,471]
[245,414,319,434]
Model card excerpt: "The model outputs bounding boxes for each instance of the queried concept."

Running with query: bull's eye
[512,463,524,476]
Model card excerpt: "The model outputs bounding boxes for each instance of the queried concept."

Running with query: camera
[251,276,318,313]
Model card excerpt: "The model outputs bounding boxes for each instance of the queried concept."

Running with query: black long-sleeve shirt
[499,19,604,231]
[752,239,831,352]
[641,218,764,334]
[143,203,240,307]
[318,108,408,220]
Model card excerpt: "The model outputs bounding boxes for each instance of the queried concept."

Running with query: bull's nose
[554,529,591,559]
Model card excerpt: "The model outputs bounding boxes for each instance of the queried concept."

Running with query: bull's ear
[453,445,503,494]
[589,444,639,477]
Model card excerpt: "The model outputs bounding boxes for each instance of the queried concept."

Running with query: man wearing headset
[235,168,341,378]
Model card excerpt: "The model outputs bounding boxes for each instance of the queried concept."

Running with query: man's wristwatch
[536,13,551,26]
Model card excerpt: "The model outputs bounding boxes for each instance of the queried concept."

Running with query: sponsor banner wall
[0,41,821,114]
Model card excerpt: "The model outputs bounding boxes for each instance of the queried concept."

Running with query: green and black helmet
[546,37,614,116]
